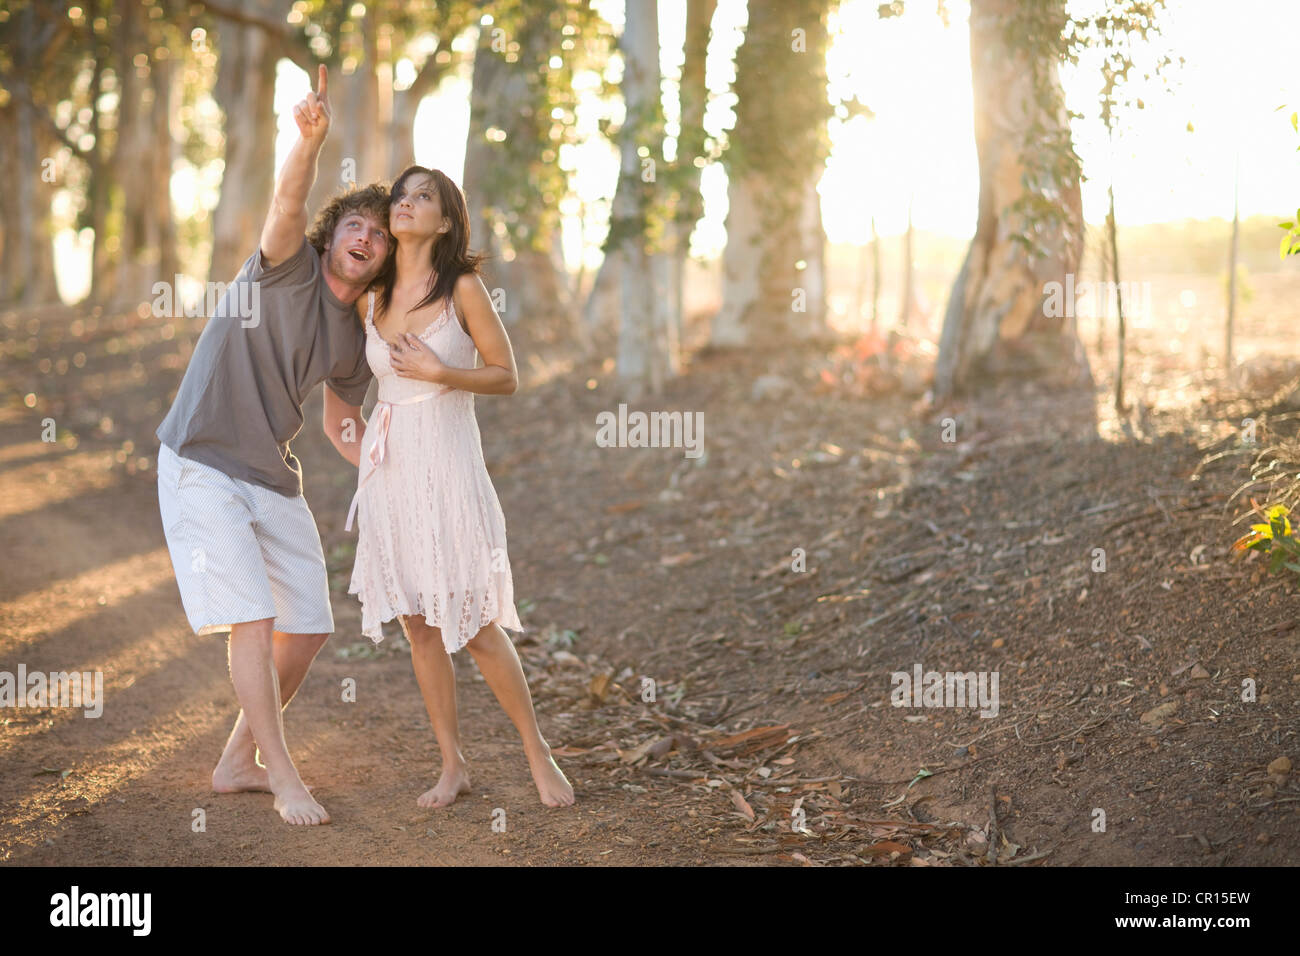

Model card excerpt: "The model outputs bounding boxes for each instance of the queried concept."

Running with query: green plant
[1276,107,1300,258]
[1232,503,1300,577]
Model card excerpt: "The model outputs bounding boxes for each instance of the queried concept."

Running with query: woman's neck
[395,235,438,289]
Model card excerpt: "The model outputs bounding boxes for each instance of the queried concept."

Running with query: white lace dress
[346,292,522,652]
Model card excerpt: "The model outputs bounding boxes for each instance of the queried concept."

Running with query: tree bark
[711,0,831,347]
[113,0,179,304]
[208,0,281,283]
[612,0,670,398]
[462,19,570,333]
[667,0,715,356]
[933,0,1091,401]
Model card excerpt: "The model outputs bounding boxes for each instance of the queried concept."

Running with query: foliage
[1275,107,1300,258]
[1232,503,1300,580]
[722,0,834,231]
[1007,0,1178,260]
[466,0,611,255]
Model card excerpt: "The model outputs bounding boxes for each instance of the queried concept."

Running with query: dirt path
[1,304,1297,866]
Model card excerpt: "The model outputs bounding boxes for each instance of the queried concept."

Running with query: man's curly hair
[306,182,391,259]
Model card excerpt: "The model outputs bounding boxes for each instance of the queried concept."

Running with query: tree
[933,0,1089,402]
[710,0,833,347]
[0,1,69,305]
[609,0,672,398]
[207,0,301,283]
[461,3,581,337]
[666,0,716,358]
[933,0,1174,404]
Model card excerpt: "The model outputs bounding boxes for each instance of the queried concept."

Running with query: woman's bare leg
[465,622,574,807]
[403,614,472,808]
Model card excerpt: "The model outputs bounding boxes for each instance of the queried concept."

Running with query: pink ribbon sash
[345,388,448,532]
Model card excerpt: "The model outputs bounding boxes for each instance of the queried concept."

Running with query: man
[156,66,385,825]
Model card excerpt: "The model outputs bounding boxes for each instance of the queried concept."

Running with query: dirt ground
[1,280,1298,867]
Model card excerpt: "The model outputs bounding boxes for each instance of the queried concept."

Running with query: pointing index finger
[317,64,328,100]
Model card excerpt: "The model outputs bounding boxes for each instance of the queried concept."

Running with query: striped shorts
[156,443,335,636]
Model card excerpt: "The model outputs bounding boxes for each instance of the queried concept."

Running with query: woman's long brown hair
[378,166,485,316]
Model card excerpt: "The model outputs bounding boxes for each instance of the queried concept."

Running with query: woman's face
[390,173,448,243]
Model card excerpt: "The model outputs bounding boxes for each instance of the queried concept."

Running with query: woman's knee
[402,615,445,649]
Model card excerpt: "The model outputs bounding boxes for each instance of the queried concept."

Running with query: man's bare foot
[417,766,472,808]
[212,756,271,794]
[527,745,575,807]
[271,777,330,825]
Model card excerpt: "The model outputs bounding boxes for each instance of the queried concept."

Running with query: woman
[345,165,573,809]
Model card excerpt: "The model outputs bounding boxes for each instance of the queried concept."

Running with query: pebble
[1140,700,1179,725]
[1189,663,1211,680]
[1267,756,1292,776]
[750,375,792,401]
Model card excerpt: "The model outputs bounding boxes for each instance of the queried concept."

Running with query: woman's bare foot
[417,765,472,808]
[270,773,330,825]
[526,744,575,807]
[212,754,271,793]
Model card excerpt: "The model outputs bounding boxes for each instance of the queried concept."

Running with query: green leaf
[1281,222,1295,230]
[907,768,933,790]
[1292,111,1298,131]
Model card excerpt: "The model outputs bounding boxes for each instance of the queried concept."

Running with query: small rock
[1256,833,1271,845]
[1190,663,1211,680]
[954,746,969,759]
[992,637,1005,649]
[751,374,791,401]
[1140,700,1179,725]
[1267,756,1292,776]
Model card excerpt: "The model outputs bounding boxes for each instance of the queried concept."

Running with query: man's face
[325,212,390,286]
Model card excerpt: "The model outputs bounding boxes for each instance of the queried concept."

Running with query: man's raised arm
[259,64,332,268]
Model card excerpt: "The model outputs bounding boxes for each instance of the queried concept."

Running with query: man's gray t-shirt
[156,238,373,497]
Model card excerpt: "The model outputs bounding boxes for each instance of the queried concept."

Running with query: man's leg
[212,630,328,793]
[227,618,330,825]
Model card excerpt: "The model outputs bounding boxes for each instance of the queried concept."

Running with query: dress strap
[366,290,375,325]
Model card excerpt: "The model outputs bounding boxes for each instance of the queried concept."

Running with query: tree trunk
[667,0,714,355]
[1108,180,1125,411]
[932,0,1090,401]
[209,0,281,283]
[711,0,831,347]
[899,194,917,329]
[1226,149,1239,373]
[12,83,60,305]
[612,0,671,398]
[462,20,570,334]
[88,20,112,303]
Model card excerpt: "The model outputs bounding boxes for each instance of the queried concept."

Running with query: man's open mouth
[349,249,370,261]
